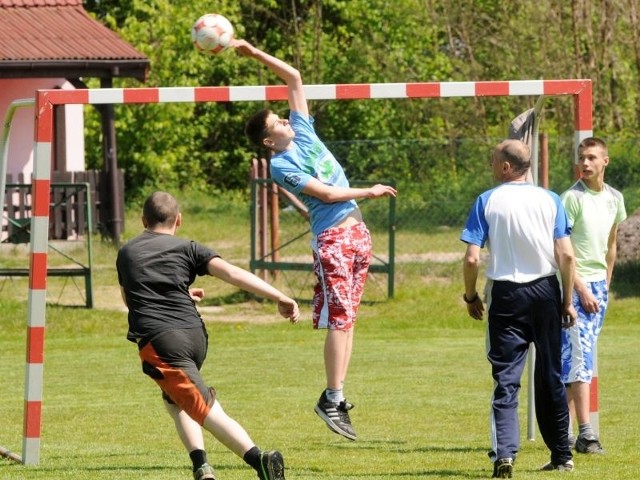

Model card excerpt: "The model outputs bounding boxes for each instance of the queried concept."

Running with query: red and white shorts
[311,222,372,330]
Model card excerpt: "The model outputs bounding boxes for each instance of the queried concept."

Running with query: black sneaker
[540,459,574,471]
[492,458,513,478]
[575,434,605,454]
[193,463,216,480]
[257,450,285,480]
[314,391,357,441]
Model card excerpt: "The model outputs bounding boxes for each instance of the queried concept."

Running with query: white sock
[325,388,344,403]
[579,423,595,438]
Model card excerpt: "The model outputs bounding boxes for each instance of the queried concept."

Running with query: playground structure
[0,79,594,465]
[1,100,97,309]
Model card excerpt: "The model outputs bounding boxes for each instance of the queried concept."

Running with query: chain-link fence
[250,135,640,302]
[250,178,468,303]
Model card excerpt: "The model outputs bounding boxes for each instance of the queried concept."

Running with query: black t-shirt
[116,230,219,343]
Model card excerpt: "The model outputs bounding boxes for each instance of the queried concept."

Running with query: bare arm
[232,39,308,116]
[605,223,619,287]
[554,236,577,326]
[462,243,484,320]
[207,257,300,323]
[302,177,397,203]
[120,286,128,307]
[573,224,619,314]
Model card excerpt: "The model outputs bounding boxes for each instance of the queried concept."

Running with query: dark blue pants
[487,275,572,465]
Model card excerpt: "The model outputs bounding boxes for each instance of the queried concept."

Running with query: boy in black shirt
[117,191,299,480]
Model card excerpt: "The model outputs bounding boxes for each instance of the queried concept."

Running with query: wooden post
[257,159,267,280]
[270,177,280,281]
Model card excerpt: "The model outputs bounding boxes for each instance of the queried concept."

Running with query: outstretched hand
[369,184,397,198]
[278,297,300,324]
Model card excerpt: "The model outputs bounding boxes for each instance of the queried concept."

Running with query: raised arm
[232,39,308,116]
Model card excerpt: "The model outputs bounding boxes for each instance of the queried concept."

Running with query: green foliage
[607,138,640,213]
[1,197,639,479]
[81,0,640,206]
[84,0,252,199]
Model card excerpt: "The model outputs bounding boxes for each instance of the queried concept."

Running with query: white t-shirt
[461,182,571,283]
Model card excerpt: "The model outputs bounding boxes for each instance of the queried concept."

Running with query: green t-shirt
[561,180,627,281]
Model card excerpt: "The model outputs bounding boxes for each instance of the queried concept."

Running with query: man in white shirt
[461,139,577,478]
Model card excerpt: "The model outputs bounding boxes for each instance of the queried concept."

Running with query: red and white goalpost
[6,79,592,464]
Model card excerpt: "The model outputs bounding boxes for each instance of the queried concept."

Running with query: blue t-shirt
[460,182,571,283]
[269,111,357,236]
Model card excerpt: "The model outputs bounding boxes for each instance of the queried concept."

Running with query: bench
[0,266,93,308]
[1,181,94,308]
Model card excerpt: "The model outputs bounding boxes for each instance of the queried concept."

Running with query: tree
[82,0,639,211]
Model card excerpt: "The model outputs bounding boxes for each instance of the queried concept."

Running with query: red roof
[0,0,149,81]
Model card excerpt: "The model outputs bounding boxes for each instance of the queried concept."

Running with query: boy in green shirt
[560,137,627,454]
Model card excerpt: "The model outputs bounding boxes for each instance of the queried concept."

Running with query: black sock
[243,446,262,471]
[190,449,208,472]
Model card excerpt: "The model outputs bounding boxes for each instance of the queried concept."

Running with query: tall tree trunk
[599,0,621,130]
[629,0,640,128]
[572,0,584,78]
[312,0,322,84]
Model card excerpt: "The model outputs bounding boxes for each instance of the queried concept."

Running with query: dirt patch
[617,208,640,263]
[90,293,287,324]
[198,305,291,324]
[396,252,462,263]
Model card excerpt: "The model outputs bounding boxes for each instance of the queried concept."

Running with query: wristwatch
[463,292,479,304]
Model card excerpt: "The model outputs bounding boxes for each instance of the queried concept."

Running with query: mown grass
[1,190,639,479]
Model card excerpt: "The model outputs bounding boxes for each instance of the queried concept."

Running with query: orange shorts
[138,327,215,425]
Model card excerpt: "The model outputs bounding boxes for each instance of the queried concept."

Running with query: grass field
[1,191,639,479]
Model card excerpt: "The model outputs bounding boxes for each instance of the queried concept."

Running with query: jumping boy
[234,39,397,441]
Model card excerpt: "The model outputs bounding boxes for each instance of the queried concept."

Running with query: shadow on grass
[611,261,640,298]
[7,461,240,475]
[45,303,88,309]
[391,445,489,454]
[372,471,486,478]
[298,467,490,478]
[336,441,488,455]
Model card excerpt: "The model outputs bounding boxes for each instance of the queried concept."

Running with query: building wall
[0,78,85,182]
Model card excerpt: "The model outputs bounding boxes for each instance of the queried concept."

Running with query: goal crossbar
[10,79,592,465]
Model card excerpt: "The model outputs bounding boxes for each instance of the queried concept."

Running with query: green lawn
[1,192,638,479]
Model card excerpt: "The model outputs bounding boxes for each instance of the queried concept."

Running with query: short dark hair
[245,109,273,148]
[142,191,179,228]
[578,136,607,154]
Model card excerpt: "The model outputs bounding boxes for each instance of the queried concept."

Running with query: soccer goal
[1,79,593,465]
